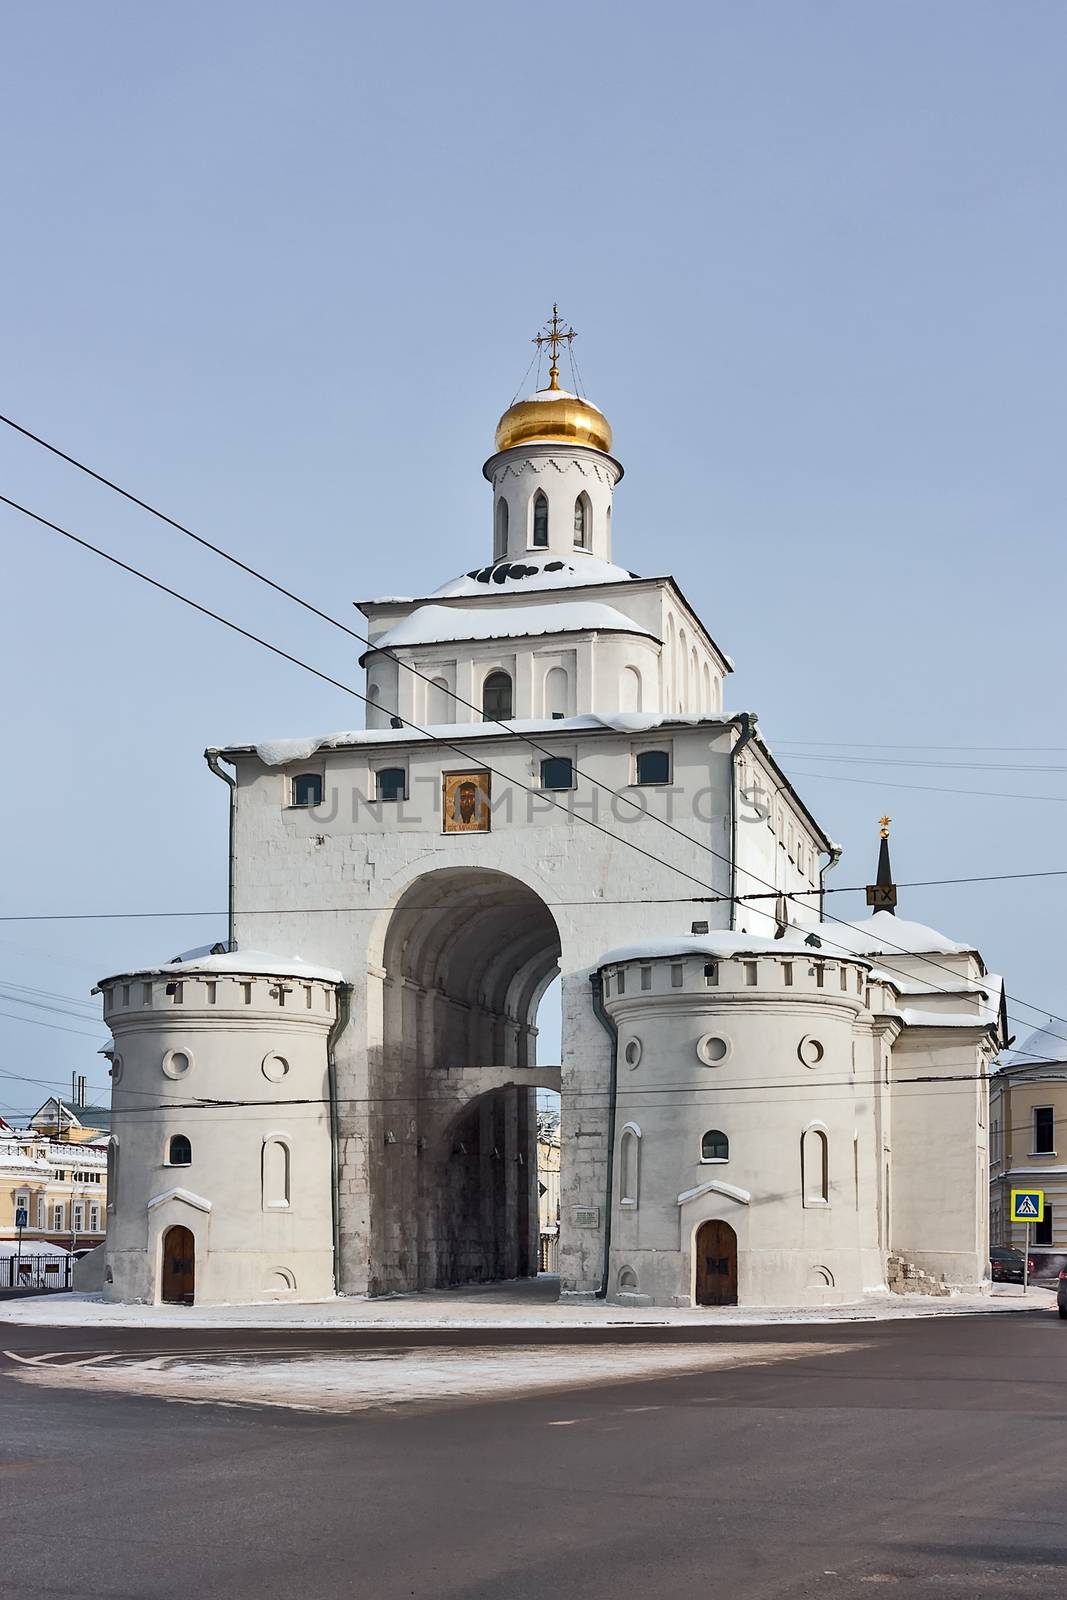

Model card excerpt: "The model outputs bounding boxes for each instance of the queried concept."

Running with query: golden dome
[495,368,613,455]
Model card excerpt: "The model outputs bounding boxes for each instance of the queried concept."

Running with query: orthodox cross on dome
[533,304,576,391]
[866,815,898,914]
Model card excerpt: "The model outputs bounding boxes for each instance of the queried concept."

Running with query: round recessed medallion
[262,1052,290,1083]
[623,1037,642,1069]
[798,1035,825,1068]
[162,1048,192,1080]
[697,1034,730,1066]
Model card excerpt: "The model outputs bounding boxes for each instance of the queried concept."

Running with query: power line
[0,411,843,921]
[770,740,1067,753]
[2,866,1067,924]
[6,486,1062,1036]
[0,978,100,1014]
[0,492,750,912]
[785,767,1067,805]
[0,1008,108,1040]
[2,451,1064,1033]
[776,751,1067,774]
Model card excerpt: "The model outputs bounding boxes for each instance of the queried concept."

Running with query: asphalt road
[2,1309,1066,1599]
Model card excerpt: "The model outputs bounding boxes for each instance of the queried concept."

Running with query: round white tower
[600,937,886,1308]
[97,952,342,1306]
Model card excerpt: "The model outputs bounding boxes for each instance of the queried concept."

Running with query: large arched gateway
[364,867,562,1294]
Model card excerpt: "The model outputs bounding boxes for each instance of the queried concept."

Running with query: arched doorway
[367,868,562,1294]
[161,1225,195,1305]
[695,1219,738,1306]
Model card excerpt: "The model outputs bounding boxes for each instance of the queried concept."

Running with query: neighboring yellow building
[990,1022,1067,1270]
[537,1110,561,1272]
[0,1099,110,1253]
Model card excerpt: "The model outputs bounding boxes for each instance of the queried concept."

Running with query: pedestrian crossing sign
[1011,1189,1044,1223]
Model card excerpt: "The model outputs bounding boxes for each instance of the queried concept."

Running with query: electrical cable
[1,427,1064,1031]
[3,866,1067,923]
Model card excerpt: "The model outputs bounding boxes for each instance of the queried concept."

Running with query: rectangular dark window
[1034,1106,1055,1155]
[1035,1204,1053,1247]
[376,767,407,802]
[635,749,670,785]
[540,756,574,791]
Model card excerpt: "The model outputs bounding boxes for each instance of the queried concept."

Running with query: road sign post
[1011,1190,1045,1293]
[14,1204,27,1281]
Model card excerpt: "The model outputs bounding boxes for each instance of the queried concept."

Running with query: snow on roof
[428,554,639,600]
[0,1142,52,1175]
[97,950,344,986]
[369,600,651,654]
[600,911,977,971]
[600,929,819,966]
[806,911,974,958]
[0,1240,71,1258]
[1000,1016,1067,1068]
[239,711,733,768]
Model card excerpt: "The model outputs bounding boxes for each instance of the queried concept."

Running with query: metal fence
[0,1253,74,1291]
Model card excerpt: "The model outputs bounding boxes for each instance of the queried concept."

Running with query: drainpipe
[819,844,844,922]
[728,711,758,929]
[203,750,236,952]
[589,970,618,1299]
[326,983,353,1295]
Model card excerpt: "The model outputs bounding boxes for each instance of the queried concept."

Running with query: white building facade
[97,324,1004,1306]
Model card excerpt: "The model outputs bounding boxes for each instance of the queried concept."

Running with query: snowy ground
[0,1276,1054,1332]
[6,1338,857,1414]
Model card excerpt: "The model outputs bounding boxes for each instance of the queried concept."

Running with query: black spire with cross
[533,304,576,392]
[865,815,898,915]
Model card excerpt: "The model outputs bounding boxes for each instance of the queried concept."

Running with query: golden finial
[533,303,576,392]
[879,815,891,840]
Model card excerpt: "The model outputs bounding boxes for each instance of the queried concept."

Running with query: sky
[2,1,1066,1113]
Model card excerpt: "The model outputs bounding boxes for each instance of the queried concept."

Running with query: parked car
[1057,1270,1067,1319]
[990,1247,1028,1284]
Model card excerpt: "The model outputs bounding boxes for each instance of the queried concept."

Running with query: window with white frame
[1033,1106,1055,1155]
[701,1129,729,1163]
[52,1203,64,1231]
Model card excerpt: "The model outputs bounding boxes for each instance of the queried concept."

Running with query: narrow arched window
[573,494,589,547]
[545,665,568,719]
[376,767,406,802]
[619,1125,641,1207]
[494,497,509,559]
[428,677,451,724]
[620,666,642,713]
[106,1140,118,1211]
[168,1134,192,1166]
[532,491,549,547]
[802,1127,829,1205]
[482,670,513,720]
[636,749,670,785]
[701,1129,729,1162]
[292,773,323,808]
[263,1137,291,1209]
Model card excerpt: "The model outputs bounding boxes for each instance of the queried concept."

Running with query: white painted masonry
[97,357,1003,1307]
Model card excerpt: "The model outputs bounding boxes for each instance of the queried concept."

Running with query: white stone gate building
[97,317,1005,1307]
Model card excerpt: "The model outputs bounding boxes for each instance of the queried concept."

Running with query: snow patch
[239,712,731,767]
[370,600,650,652]
[98,949,344,986]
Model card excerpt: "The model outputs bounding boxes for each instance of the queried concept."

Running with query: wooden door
[695,1219,738,1306]
[161,1225,195,1305]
